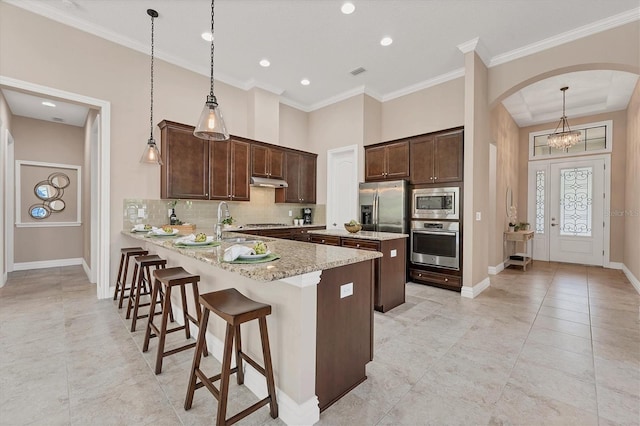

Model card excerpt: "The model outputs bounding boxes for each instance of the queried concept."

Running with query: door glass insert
[559,166,592,236]
[535,170,545,234]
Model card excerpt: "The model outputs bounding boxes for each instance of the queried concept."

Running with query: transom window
[529,120,612,160]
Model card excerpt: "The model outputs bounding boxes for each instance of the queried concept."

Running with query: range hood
[250,176,289,188]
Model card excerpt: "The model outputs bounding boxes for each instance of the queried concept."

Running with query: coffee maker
[302,208,313,225]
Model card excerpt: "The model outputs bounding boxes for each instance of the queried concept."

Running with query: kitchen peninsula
[122,229,382,424]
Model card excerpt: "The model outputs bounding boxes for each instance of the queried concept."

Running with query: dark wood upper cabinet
[159,120,210,199]
[410,129,463,184]
[364,141,409,181]
[210,138,250,201]
[251,144,284,179]
[277,151,317,204]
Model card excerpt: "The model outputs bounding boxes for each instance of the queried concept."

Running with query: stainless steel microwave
[412,187,459,220]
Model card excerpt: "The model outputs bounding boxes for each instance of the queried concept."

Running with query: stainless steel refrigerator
[359,180,408,233]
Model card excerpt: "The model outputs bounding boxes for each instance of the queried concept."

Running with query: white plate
[151,229,178,236]
[132,228,153,233]
[237,251,270,260]
[179,238,215,246]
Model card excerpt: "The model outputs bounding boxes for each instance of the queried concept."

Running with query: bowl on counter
[344,223,362,233]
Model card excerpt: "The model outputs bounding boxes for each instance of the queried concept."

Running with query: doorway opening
[0,76,111,299]
[326,144,358,229]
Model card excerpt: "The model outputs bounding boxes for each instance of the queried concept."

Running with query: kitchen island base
[122,232,377,425]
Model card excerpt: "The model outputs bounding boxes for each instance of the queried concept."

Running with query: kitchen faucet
[216,201,230,240]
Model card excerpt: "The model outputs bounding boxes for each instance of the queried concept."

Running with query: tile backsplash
[124,187,325,232]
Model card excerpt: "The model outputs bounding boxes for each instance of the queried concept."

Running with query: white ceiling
[2,0,639,128]
[2,88,90,127]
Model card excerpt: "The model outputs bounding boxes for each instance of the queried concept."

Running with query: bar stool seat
[126,254,167,332]
[143,266,208,374]
[114,247,148,308]
[184,288,278,426]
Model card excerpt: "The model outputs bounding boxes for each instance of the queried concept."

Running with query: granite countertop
[226,224,326,231]
[308,229,409,241]
[123,230,381,283]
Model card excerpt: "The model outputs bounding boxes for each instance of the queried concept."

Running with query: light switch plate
[390,249,397,257]
[340,282,353,298]
[476,212,481,221]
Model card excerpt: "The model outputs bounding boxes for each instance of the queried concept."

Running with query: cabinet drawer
[340,238,379,251]
[310,235,341,246]
[409,269,461,288]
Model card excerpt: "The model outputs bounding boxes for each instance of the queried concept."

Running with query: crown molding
[457,37,491,66]
[382,68,465,102]
[489,7,640,67]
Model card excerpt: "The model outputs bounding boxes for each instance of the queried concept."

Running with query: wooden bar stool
[113,247,148,308]
[143,267,208,374]
[126,254,167,332]
[184,288,278,426]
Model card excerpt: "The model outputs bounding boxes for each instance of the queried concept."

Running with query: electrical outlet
[288,210,292,217]
[390,249,397,257]
[476,212,481,221]
[340,282,353,298]
[137,208,145,218]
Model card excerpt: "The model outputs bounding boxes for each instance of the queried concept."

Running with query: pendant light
[547,86,581,150]
[140,9,163,165]
[194,0,229,141]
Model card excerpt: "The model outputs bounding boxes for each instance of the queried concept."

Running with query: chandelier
[547,86,581,150]
[194,0,229,141]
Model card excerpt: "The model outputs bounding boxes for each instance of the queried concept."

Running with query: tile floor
[0,262,638,425]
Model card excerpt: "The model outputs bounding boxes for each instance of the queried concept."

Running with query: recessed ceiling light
[42,101,56,107]
[380,37,393,46]
[341,2,355,14]
[300,79,310,86]
[259,59,270,67]
[201,32,213,42]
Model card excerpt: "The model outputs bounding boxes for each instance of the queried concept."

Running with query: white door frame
[326,144,359,229]
[0,76,111,299]
[528,153,611,266]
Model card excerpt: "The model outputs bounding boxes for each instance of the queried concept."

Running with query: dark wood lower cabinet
[316,260,373,412]
[409,267,461,291]
[341,237,406,312]
[239,226,326,241]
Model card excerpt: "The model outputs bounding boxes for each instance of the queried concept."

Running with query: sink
[221,237,261,243]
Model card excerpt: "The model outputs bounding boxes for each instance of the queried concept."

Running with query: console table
[504,230,534,271]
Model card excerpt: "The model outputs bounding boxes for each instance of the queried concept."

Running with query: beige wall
[247,87,280,144]
[12,116,85,263]
[490,103,520,267]
[381,78,465,142]
[625,80,640,282]
[518,110,628,263]
[0,90,11,282]
[308,94,365,205]
[279,103,309,151]
[82,109,99,270]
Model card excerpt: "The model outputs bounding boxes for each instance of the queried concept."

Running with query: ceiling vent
[350,67,366,76]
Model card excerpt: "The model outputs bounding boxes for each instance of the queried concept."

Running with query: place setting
[174,233,221,248]
[223,241,280,264]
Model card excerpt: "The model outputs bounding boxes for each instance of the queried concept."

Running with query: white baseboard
[171,304,320,425]
[461,276,491,299]
[13,257,83,271]
[622,264,640,295]
[82,258,91,279]
[608,261,623,270]
[488,262,504,275]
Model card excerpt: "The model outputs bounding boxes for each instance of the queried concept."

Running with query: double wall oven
[410,187,460,271]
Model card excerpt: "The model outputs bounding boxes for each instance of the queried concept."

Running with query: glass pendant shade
[194,95,229,141]
[547,86,581,150]
[140,138,163,165]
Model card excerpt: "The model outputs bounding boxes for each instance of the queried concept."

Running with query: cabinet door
[268,148,285,179]
[283,151,301,203]
[209,140,231,200]
[159,120,209,199]
[385,141,410,179]
[299,153,316,203]
[230,139,250,201]
[251,145,270,178]
[409,135,435,184]
[364,145,387,181]
[434,130,463,183]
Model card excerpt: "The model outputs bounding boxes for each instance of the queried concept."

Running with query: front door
[528,156,607,266]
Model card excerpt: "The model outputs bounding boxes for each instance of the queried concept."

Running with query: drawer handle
[321,239,325,243]
[418,273,422,277]
[444,278,448,282]
[356,244,360,247]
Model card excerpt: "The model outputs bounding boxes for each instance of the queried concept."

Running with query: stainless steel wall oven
[410,221,460,270]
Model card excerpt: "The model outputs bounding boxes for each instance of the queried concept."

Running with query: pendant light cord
[149,11,155,141]
[209,0,215,97]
